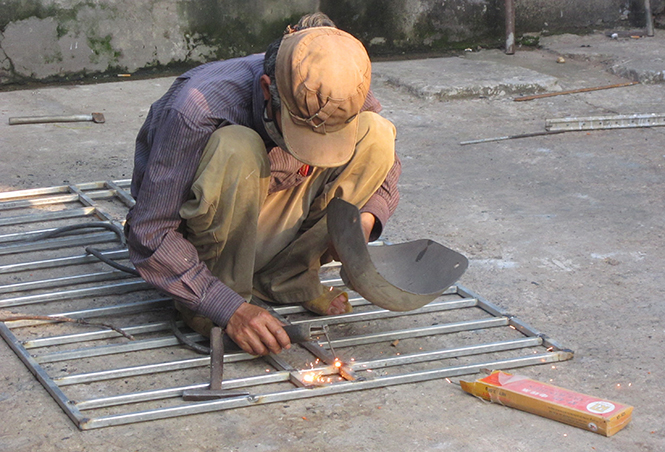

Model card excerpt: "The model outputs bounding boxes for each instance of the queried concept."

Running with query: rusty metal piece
[327,198,468,312]
[8,113,105,125]
[514,81,638,102]
[505,0,515,55]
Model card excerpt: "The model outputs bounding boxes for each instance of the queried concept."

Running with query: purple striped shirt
[127,54,401,327]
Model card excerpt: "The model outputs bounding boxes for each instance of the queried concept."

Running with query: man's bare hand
[225,303,291,356]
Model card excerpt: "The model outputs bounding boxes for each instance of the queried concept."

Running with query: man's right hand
[225,303,291,356]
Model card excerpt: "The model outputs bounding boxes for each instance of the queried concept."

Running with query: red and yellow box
[461,371,633,436]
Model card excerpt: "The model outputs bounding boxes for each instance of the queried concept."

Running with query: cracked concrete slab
[541,30,665,84]
[372,56,561,101]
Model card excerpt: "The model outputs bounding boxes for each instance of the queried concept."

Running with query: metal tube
[55,357,212,386]
[79,353,569,430]
[23,321,177,349]
[35,332,206,363]
[350,337,543,370]
[0,280,151,308]
[0,207,96,227]
[0,194,81,210]
[0,190,117,211]
[505,0,515,54]
[645,0,654,36]
[5,298,170,329]
[0,232,119,255]
[546,113,665,132]
[325,318,509,349]
[55,352,256,386]
[8,113,104,125]
[0,180,128,202]
[0,249,129,275]
[0,270,133,294]
[289,298,478,327]
[76,372,292,411]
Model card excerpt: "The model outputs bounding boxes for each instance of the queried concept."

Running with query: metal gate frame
[0,180,573,430]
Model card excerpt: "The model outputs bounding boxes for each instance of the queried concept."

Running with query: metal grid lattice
[0,180,573,430]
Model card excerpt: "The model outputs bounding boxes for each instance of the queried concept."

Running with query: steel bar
[23,321,180,349]
[325,318,509,349]
[460,130,566,145]
[0,249,129,274]
[105,181,136,208]
[55,352,256,386]
[0,271,133,294]
[292,337,544,376]
[79,353,571,430]
[289,298,478,327]
[54,357,212,386]
[35,332,206,363]
[0,180,129,202]
[546,113,665,132]
[0,207,96,227]
[350,337,543,370]
[0,221,123,244]
[0,190,117,211]
[0,231,119,256]
[0,186,73,201]
[0,280,152,308]
[271,285,461,316]
[8,113,105,125]
[76,372,292,411]
[0,194,82,210]
[5,298,171,329]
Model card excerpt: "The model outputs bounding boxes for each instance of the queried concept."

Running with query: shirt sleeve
[358,90,402,241]
[359,156,401,241]
[127,109,246,327]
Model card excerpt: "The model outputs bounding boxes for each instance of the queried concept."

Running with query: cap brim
[279,102,358,168]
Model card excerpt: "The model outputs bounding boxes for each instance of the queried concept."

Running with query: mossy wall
[0,0,641,85]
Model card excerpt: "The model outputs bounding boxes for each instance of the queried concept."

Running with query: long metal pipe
[505,0,515,54]
[645,0,654,37]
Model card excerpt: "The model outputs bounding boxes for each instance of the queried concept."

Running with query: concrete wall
[0,0,660,85]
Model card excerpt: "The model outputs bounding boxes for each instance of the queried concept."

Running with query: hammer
[182,324,332,401]
[8,113,105,125]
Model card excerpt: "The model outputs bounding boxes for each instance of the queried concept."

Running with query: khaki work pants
[176,111,395,332]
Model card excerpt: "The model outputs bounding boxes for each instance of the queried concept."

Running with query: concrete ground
[1,30,664,451]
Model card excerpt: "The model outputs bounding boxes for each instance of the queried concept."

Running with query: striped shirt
[127,54,401,327]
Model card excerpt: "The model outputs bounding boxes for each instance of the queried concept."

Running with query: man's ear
[260,75,271,101]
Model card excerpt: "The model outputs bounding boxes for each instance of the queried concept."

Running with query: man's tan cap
[276,27,371,167]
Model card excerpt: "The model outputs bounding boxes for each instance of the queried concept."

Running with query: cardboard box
[461,371,633,436]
